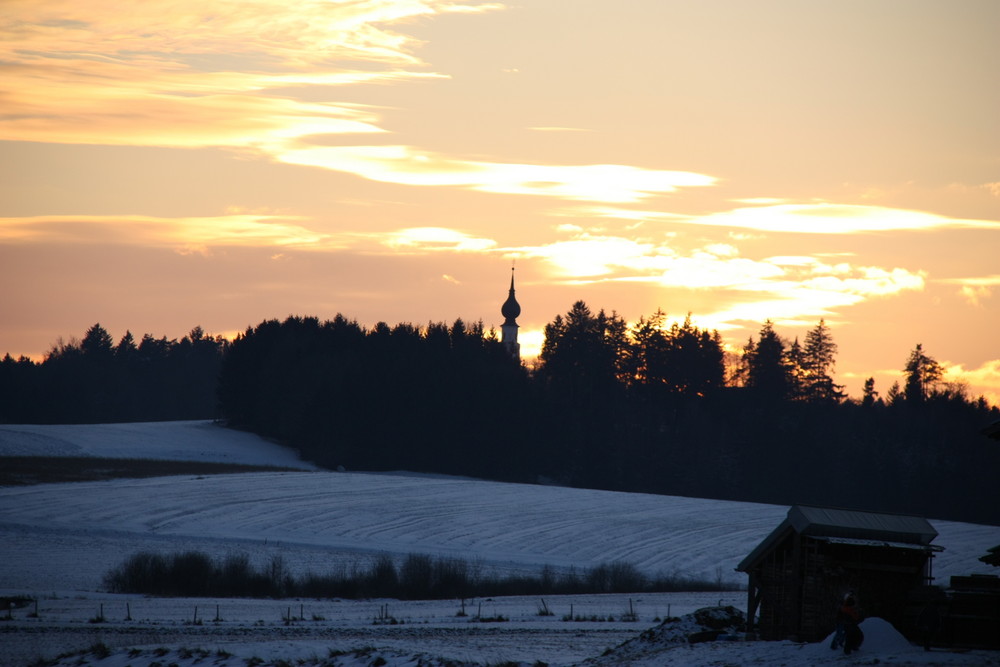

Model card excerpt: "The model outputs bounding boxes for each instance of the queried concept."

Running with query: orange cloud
[583,202,1000,233]
[382,227,497,253]
[0,1,495,148]
[943,359,1000,405]
[280,145,715,204]
[0,214,332,251]
[511,232,925,329]
[0,215,507,259]
[939,275,1000,307]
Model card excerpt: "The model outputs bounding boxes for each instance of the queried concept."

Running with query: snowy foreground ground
[1,421,998,666]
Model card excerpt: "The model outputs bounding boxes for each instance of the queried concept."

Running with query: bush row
[103,551,739,599]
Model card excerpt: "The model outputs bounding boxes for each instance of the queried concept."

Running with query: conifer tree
[744,320,791,399]
[862,377,879,407]
[801,319,844,402]
[903,343,943,403]
[81,323,114,358]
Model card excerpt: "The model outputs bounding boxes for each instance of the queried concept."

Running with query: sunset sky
[2,0,999,403]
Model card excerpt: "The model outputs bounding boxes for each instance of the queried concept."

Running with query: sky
[2,0,999,403]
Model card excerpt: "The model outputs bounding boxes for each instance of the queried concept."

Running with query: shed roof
[736,505,939,572]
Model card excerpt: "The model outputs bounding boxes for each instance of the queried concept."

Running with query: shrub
[103,550,741,599]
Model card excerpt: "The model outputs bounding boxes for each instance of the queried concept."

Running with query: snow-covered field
[1,421,998,666]
[0,421,317,470]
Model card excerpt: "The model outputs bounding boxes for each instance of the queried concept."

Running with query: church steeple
[501,266,520,360]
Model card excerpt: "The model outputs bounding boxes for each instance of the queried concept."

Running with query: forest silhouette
[2,303,998,526]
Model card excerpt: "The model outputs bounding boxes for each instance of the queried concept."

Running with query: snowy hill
[0,420,317,470]
[1,420,998,667]
[1,420,997,592]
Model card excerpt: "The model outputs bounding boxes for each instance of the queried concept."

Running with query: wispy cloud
[382,227,497,253]
[2,2,720,209]
[0,0,497,148]
[513,231,925,329]
[943,359,1000,405]
[938,275,1000,307]
[0,215,505,258]
[582,202,1000,233]
[278,145,716,204]
[0,214,332,251]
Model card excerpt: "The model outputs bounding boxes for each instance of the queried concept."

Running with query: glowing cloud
[0,214,332,251]
[519,235,671,277]
[518,328,545,360]
[698,203,1000,233]
[584,203,1000,233]
[0,0,498,148]
[382,227,497,252]
[514,231,925,329]
[943,359,1000,405]
[939,275,1000,307]
[0,215,508,258]
[279,145,716,204]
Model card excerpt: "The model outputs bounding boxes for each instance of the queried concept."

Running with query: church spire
[501,265,520,360]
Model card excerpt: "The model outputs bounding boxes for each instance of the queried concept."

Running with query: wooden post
[745,573,756,634]
[126,602,132,621]
[791,535,803,640]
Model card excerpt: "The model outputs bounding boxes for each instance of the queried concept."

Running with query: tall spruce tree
[903,343,943,403]
[801,319,843,402]
[744,320,791,399]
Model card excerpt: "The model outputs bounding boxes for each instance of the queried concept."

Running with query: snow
[1,420,998,667]
[0,420,317,470]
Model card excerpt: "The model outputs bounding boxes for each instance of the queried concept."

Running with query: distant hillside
[0,420,997,595]
[0,420,316,469]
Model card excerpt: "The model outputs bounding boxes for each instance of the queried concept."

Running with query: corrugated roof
[789,505,938,545]
[736,505,939,573]
[815,536,944,552]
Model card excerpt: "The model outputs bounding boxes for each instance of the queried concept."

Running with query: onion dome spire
[500,265,521,361]
[501,267,520,325]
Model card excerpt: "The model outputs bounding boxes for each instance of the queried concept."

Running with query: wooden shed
[737,505,942,642]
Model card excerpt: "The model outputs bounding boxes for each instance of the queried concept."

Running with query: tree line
[2,304,998,525]
[0,324,226,423]
[103,550,732,600]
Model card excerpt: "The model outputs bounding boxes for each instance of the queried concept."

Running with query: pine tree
[624,309,669,391]
[539,301,625,395]
[801,319,843,403]
[744,320,791,399]
[787,337,806,400]
[81,323,114,358]
[903,343,943,403]
[115,331,138,359]
[861,377,879,407]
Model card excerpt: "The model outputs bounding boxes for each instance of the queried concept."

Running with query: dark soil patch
[0,456,305,485]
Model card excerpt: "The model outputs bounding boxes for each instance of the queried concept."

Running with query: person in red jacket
[830,593,862,652]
